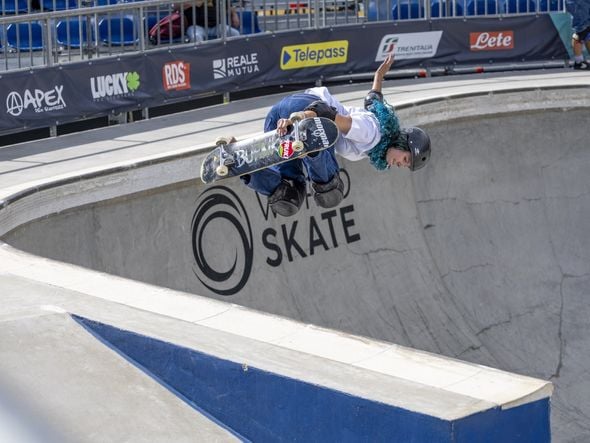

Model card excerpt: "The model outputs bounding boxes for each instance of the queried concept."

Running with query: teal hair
[366,100,407,171]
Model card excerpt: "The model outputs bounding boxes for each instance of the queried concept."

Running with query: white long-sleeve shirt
[304,87,382,161]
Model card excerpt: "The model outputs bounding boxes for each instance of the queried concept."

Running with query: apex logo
[6,86,66,117]
[470,31,514,51]
[163,61,191,91]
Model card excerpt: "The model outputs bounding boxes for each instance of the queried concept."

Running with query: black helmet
[405,127,431,171]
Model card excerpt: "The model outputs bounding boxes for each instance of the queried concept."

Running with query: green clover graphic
[126,72,140,92]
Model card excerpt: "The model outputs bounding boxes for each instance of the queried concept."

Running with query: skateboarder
[566,0,590,69]
[242,54,431,217]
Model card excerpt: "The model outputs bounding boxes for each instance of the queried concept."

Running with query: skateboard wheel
[289,111,306,123]
[292,140,304,152]
[215,136,233,147]
[216,165,229,176]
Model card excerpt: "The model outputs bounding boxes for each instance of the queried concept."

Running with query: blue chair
[466,0,498,14]
[56,19,90,48]
[367,0,391,20]
[1,0,28,13]
[503,0,535,12]
[392,0,423,19]
[238,10,261,34]
[538,0,562,11]
[41,0,78,10]
[431,0,464,16]
[6,23,44,51]
[98,17,138,45]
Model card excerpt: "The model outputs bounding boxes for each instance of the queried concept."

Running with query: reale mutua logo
[213,53,260,80]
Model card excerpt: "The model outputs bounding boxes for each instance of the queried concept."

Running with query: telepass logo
[280,41,348,70]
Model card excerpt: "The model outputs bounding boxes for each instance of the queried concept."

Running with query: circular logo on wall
[191,186,253,296]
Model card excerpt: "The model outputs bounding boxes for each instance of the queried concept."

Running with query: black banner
[0,14,569,135]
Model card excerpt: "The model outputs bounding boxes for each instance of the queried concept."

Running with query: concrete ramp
[1,75,589,440]
[0,297,239,442]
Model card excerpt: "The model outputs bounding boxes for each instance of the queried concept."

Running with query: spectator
[566,0,590,69]
[177,0,240,42]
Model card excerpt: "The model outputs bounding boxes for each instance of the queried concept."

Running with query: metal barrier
[0,0,564,73]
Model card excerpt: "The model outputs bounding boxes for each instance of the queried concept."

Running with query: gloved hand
[304,100,338,121]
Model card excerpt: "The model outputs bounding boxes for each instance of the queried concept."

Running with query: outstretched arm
[371,53,395,94]
[275,57,393,137]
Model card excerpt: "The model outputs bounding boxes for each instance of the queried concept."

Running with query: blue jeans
[243,93,340,196]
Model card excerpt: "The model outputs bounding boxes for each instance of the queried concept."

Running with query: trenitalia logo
[375,32,442,61]
[280,41,348,70]
[470,31,514,51]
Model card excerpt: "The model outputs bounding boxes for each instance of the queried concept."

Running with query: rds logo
[280,41,348,70]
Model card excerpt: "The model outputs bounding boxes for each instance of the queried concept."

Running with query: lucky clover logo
[126,72,140,91]
[90,71,141,100]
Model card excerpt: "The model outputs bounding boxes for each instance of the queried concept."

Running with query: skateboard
[200,115,339,184]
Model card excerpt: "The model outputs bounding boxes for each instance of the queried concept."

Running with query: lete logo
[470,31,514,51]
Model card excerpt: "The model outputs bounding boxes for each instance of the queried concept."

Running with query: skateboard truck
[288,112,306,152]
[214,136,237,176]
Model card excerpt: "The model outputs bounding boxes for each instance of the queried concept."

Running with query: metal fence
[0,0,565,72]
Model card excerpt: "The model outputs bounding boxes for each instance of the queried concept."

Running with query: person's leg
[572,28,590,68]
[207,25,241,40]
[303,147,344,209]
[186,25,206,42]
[242,167,282,196]
[269,93,344,209]
[568,0,590,68]
[263,93,321,132]
[243,164,306,217]
[584,31,590,63]
[247,94,320,216]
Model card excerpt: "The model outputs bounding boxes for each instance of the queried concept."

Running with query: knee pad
[304,100,338,121]
[269,180,306,217]
[312,174,344,209]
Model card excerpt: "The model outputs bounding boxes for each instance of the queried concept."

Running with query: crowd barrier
[0,0,571,135]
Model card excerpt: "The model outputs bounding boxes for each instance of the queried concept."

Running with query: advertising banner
[0,14,569,135]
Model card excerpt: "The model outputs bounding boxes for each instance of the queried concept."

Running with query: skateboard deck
[200,116,339,184]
